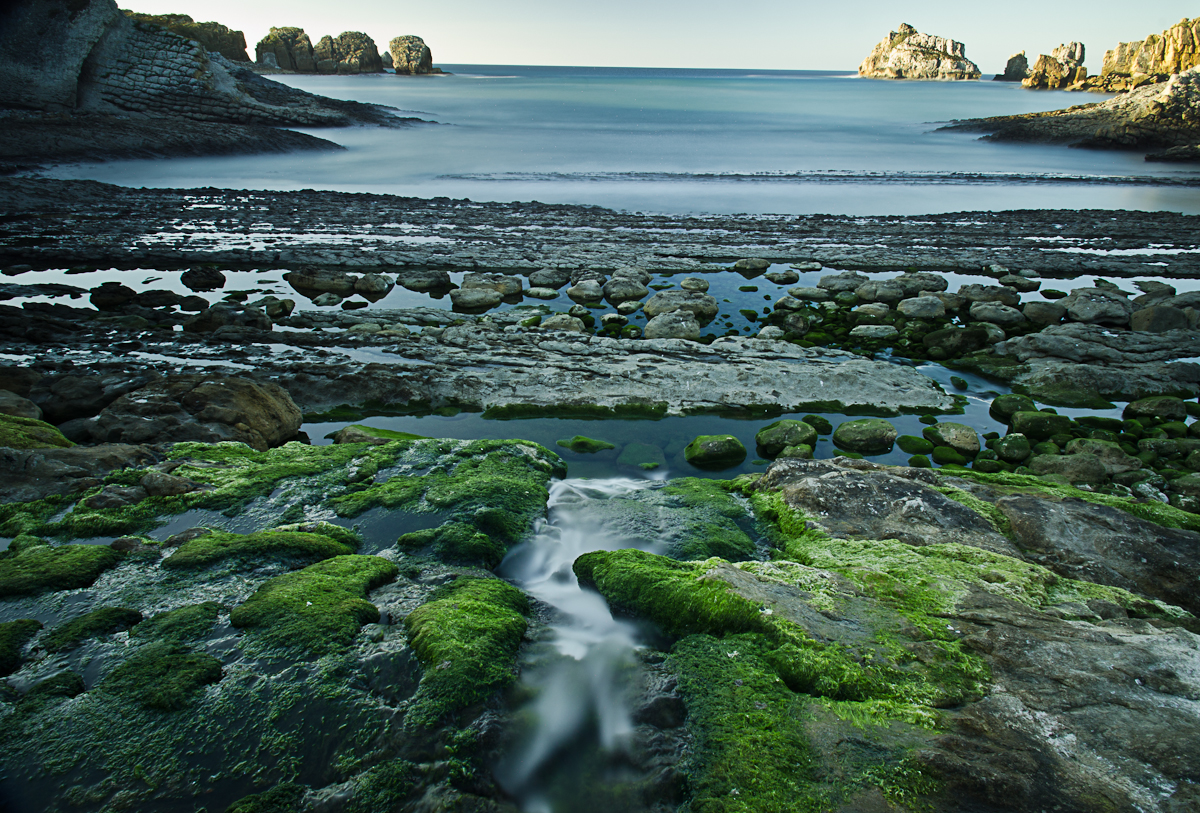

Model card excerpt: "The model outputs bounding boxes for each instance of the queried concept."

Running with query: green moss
[0,413,73,449]
[21,671,86,706]
[939,468,1200,534]
[0,619,43,676]
[896,435,935,455]
[226,782,306,813]
[44,607,143,653]
[163,530,356,571]
[555,435,617,454]
[397,522,505,568]
[100,642,223,712]
[133,602,221,645]
[230,555,398,658]
[684,434,748,470]
[931,446,968,466]
[908,454,931,468]
[344,760,417,813]
[404,577,529,727]
[334,425,428,442]
[0,543,123,597]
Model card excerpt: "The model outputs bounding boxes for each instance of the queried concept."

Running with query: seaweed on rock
[0,543,123,597]
[162,529,357,571]
[43,606,143,653]
[0,619,43,676]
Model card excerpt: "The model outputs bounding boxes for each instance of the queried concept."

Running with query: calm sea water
[48,65,1200,215]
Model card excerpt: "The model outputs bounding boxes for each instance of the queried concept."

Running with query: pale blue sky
[125,1,1197,72]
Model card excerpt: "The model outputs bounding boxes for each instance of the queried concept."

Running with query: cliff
[858,23,981,81]
[1074,17,1200,93]
[122,11,250,62]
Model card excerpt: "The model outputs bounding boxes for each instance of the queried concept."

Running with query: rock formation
[1022,42,1087,89]
[858,23,981,80]
[1098,17,1200,91]
[390,35,437,75]
[256,29,384,74]
[123,12,250,62]
[995,51,1029,81]
[950,66,1200,158]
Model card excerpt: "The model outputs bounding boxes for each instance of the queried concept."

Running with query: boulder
[1061,288,1133,326]
[894,272,948,295]
[87,375,302,451]
[1124,396,1187,423]
[602,277,648,303]
[922,326,989,359]
[643,311,700,341]
[755,420,818,459]
[817,271,868,293]
[0,390,42,420]
[539,314,587,333]
[848,325,897,339]
[643,291,719,324]
[958,284,1020,307]
[566,280,604,303]
[1022,301,1066,325]
[922,422,980,457]
[284,269,358,295]
[0,414,73,450]
[0,443,158,504]
[354,273,394,299]
[140,470,204,497]
[989,394,1037,423]
[1131,305,1190,332]
[968,301,1025,326]
[993,433,1032,463]
[1062,438,1142,475]
[89,282,136,310]
[462,273,522,298]
[180,267,225,292]
[389,35,434,74]
[858,23,982,80]
[28,373,159,424]
[396,268,452,293]
[1009,411,1073,441]
[897,296,944,318]
[683,435,747,470]
[449,289,502,311]
[854,280,905,303]
[528,268,571,289]
[1028,453,1108,484]
[832,418,897,455]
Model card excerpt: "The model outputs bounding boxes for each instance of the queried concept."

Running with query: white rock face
[858,23,981,80]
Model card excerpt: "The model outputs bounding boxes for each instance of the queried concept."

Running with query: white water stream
[494,478,663,812]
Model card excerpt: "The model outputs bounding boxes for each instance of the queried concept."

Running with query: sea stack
[858,23,981,80]
[1023,42,1087,89]
[995,51,1030,82]
[389,35,436,74]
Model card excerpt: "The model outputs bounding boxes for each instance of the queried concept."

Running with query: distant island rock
[255,27,318,72]
[858,23,981,81]
[389,35,441,75]
[995,51,1029,82]
[1023,42,1087,90]
[314,31,383,74]
[123,11,250,62]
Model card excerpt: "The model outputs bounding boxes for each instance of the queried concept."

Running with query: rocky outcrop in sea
[389,35,439,75]
[858,22,981,81]
[994,51,1029,82]
[1022,42,1087,90]
[1085,16,1200,92]
[255,27,385,75]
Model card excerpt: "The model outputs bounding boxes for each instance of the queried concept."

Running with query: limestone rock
[1101,18,1200,85]
[858,23,981,81]
[1131,305,1190,332]
[390,36,434,75]
[396,268,451,293]
[124,12,249,62]
[449,288,502,311]
[313,31,383,75]
[1023,44,1088,90]
[897,296,944,318]
[643,311,700,341]
[643,291,719,324]
[996,51,1030,82]
[1061,287,1133,326]
[87,375,301,451]
[832,418,897,455]
[539,314,587,333]
[462,273,522,298]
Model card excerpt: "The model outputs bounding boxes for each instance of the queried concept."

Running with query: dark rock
[0,443,159,503]
[1131,305,1190,333]
[181,303,271,333]
[180,268,225,292]
[0,390,42,420]
[528,268,570,289]
[1125,396,1187,423]
[284,269,358,295]
[82,484,148,509]
[1009,411,1073,441]
[29,373,159,424]
[1022,301,1066,325]
[683,435,747,470]
[139,470,203,497]
[396,268,452,293]
[755,420,818,459]
[832,418,897,455]
[89,282,136,310]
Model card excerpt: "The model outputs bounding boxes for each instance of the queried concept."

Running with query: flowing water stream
[494,477,666,812]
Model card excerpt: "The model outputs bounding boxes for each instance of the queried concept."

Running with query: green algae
[344,760,418,813]
[0,413,73,449]
[404,577,529,728]
[162,529,356,571]
[0,543,123,597]
[132,602,221,644]
[555,435,617,454]
[230,555,398,658]
[99,641,223,712]
[397,522,505,569]
[0,619,42,676]
[43,606,143,653]
[227,782,306,813]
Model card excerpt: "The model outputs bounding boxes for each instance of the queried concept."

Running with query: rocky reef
[858,23,981,81]
[0,0,417,171]
[255,27,385,75]
[122,11,250,62]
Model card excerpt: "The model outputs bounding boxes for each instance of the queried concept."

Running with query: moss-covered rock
[226,782,306,813]
[684,434,748,470]
[230,555,398,658]
[555,435,616,454]
[44,607,143,653]
[1009,411,1074,441]
[132,602,221,644]
[897,435,935,455]
[99,641,223,712]
[162,529,356,571]
[397,522,505,568]
[0,619,42,676]
[922,422,980,458]
[1124,396,1187,424]
[755,420,818,459]
[908,454,932,468]
[0,413,73,449]
[931,446,968,466]
[832,418,897,455]
[802,415,834,435]
[989,394,1037,423]
[993,433,1032,464]
[404,577,529,727]
[0,543,123,597]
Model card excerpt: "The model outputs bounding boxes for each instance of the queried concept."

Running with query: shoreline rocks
[859,23,981,81]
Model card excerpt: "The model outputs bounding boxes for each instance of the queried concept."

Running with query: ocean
[46,65,1200,215]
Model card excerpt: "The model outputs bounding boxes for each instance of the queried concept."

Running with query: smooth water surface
[46,66,1200,215]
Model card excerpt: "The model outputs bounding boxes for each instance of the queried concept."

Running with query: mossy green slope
[0,413,73,449]
[230,555,398,658]
[0,543,123,597]
[0,619,43,676]
[43,606,143,653]
[404,577,529,728]
[132,602,221,644]
[99,642,223,711]
[163,530,356,571]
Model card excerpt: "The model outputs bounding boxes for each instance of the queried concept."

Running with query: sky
[123,1,1197,72]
